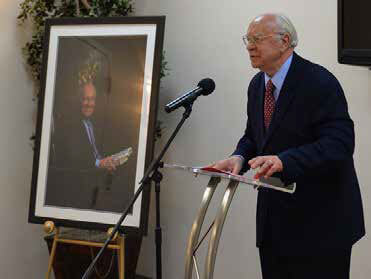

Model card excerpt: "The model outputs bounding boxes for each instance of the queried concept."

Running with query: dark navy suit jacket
[232,52,365,255]
[45,116,107,209]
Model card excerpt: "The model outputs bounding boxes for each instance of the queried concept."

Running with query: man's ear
[281,33,291,49]
[278,34,290,54]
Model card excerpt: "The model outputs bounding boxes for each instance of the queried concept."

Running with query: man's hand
[248,155,283,179]
[207,156,244,175]
[99,156,117,172]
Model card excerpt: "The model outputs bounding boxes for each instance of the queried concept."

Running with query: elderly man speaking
[211,14,365,278]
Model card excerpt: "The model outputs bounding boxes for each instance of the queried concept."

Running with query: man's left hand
[248,155,283,179]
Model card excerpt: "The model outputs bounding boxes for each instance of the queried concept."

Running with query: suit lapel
[261,52,303,152]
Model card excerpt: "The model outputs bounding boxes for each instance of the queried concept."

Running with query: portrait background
[45,36,147,213]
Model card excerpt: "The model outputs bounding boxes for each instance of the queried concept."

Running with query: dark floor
[136,275,151,279]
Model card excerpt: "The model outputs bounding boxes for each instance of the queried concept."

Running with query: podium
[164,164,295,279]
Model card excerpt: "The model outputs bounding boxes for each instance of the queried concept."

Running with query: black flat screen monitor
[338,0,371,65]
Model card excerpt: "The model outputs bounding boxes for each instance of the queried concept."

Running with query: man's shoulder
[294,53,344,99]
[295,53,338,83]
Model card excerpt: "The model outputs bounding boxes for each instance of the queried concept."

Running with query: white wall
[135,0,371,278]
[0,1,50,278]
[2,0,370,278]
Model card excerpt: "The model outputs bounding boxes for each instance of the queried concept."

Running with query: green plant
[160,50,170,79]
[18,0,134,83]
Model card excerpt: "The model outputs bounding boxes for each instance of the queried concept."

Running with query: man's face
[245,17,285,73]
[81,83,96,118]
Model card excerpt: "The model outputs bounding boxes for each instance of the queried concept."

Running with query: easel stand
[44,221,125,279]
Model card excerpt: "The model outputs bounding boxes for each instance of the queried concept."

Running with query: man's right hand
[99,156,117,172]
[207,156,244,175]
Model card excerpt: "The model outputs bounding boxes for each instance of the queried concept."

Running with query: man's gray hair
[274,14,298,48]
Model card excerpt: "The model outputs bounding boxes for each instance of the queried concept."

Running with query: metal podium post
[184,178,239,279]
[204,179,239,279]
[163,164,296,279]
[184,176,220,279]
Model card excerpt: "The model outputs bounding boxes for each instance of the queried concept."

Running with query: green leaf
[17,0,168,86]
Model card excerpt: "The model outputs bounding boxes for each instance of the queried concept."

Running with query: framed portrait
[29,16,165,233]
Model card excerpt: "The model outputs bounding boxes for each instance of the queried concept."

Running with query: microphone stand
[82,103,194,279]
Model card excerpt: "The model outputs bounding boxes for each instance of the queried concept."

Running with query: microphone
[164,78,215,113]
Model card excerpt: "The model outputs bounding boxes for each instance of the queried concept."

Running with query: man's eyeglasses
[242,33,283,46]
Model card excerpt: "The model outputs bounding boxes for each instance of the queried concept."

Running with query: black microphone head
[197,78,215,96]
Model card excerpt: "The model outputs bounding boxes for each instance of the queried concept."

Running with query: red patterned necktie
[264,79,275,129]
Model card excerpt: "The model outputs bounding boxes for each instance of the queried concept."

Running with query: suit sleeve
[232,83,258,172]
[278,75,355,184]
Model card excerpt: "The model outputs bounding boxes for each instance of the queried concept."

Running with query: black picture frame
[29,16,165,234]
[338,0,371,66]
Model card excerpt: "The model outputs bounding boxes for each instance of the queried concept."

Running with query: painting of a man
[44,36,146,213]
[28,18,164,230]
[63,81,120,173]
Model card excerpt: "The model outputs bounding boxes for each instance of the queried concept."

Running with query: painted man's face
[81,82,96,118]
